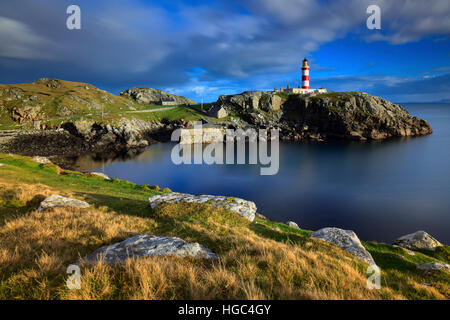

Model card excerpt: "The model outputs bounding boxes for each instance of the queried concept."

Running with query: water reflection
[57,104,450,243]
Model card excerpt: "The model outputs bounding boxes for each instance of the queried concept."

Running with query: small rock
[416,262,450,272]
[393,231,443,251]
[393,245,415,255]
[32,156,51,164]
[149,193,256,222]
[310,227,376,265]
[89,172,110,180]
[78,234,217,264]
[0,163,4,167]
[286,221,300,229]
[274,227,281,231]
[37,194,90,212]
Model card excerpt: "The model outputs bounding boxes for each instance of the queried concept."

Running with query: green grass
[364,242,446,271]
[0,154,162,219]
[0,79,207,130]
[254,218,313,238]
[363,241,450,299]
[275,92,294,99]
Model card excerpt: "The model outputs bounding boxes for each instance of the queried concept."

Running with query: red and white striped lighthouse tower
[301,58,310,89]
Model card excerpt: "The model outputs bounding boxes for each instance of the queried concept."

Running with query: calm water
[68,104,450,243]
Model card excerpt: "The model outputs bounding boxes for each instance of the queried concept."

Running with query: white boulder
[286,221,300,229]
[78,234,217,264]
[310,227,376,265]
[37,194,90,212]
[89,172,110,180]
[416,262,450,272]
[393,231,443,251]
[32,156,52,164]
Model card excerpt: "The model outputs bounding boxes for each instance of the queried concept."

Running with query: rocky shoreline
[0,89,433,160]
[0,119,183,158]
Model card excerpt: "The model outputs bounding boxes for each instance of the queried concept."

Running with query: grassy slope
[0,79,205,130]
[0,154,448,300]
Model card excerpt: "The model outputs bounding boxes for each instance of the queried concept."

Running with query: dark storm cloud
[0,0,449,101]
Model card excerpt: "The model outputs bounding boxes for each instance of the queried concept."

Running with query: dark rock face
[121,87,197,105]
[214,91,433,141]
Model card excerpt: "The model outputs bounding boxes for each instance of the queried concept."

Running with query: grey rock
[36,78,62,89]
[56,105,73,117]
[37,194,90,212]
[393,231,443,251]
[310,227,376,265]
[68,118,154,149]
[286,221,300,229]
[121,87,197,105]
[78,234,217,264]
[149,193,256,222]
[89,172,110,180]
[416,262,450,272]
[32,156,52,164]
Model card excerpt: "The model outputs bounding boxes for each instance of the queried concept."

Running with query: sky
[0,0,449,103]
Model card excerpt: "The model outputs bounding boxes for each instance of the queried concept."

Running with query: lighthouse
[271,57,326,95]
[302,58,310,89]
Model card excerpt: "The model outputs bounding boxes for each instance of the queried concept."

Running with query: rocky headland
[0,79,433,159]
[214,91,433,141]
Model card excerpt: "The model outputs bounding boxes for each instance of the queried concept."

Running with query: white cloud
[364,0,450,44]
[0,16,51,59]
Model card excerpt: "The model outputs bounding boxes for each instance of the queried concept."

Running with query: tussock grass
[0,154,448,300]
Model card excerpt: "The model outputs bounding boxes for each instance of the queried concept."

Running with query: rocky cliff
[214,91,432,141]
[120,87,197,106]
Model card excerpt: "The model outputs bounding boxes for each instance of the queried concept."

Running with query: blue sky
[0,0,449,102]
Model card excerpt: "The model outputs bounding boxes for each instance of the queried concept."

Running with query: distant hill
[120,87,197,106]
[0,78,142,126]
[0,79,198,129]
